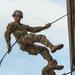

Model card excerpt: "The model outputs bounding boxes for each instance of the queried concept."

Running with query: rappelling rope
[51,9,75,24]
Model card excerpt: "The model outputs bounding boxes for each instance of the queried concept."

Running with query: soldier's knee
[40,47,49,55]
[42,66,50,73]
[42,66,56,75]
[43,47,49,52]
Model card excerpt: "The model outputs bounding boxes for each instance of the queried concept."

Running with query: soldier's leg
[21,33,64,53]
[37,34,64,53]
[20,44,64,70]
[40,47,64,70]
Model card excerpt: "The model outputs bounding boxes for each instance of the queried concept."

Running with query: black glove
[44,23,51,30]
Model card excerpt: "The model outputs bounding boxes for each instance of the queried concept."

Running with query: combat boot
[47,59,64,70]
[51,44,64,53]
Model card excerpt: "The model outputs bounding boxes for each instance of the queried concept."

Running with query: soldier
[4,10,64,70]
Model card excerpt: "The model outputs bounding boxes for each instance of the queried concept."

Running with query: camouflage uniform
[62,73,67,75]
[42,65,56,75]
[4,21,64,70]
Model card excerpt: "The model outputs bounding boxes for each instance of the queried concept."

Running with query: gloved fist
[7,44,12,54]
[44,23,51,29]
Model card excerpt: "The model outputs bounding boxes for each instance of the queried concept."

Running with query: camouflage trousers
[42,65,56,75]
[18,33,53,62]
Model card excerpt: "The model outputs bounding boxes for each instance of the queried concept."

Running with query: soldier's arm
[26,25,45,32]
[4,23,15,46]
[4,23,16,53]
[22,23,51,33]
[4,25,11,46]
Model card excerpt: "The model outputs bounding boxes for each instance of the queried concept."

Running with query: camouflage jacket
[4,21,45,45]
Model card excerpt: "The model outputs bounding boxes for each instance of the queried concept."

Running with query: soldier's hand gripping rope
[0,39,17,67]
[44,23,51,29]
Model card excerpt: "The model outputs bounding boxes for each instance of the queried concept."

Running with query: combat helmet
[12,10,23,18]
